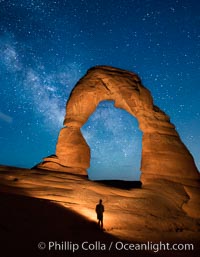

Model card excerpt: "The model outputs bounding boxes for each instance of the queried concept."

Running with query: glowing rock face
[37,66,199,184]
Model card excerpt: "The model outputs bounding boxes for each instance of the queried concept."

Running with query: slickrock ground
[0,165,199,257]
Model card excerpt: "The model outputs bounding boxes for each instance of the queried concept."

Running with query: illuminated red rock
[0,165,200,243]
[36,66,199,185]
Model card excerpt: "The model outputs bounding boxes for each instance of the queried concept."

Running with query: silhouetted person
[96,199,104,229]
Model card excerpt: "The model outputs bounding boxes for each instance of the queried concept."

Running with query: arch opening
[81,100,142,181]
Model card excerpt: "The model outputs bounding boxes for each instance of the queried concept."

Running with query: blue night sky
[0,0,199,180]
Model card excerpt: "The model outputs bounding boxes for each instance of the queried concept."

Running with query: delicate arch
[37,66,199,185]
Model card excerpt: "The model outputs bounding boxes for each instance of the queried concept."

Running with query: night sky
[0,0,199,180]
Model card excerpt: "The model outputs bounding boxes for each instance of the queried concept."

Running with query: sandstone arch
[37,66,199,186]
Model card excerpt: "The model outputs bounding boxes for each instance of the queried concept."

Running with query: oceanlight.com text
[38,241,194,253]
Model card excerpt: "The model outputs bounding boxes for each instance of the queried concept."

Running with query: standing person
[95,199,104,229]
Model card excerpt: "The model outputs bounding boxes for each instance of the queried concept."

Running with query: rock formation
[36,66,199,186]
[0,165,200,244]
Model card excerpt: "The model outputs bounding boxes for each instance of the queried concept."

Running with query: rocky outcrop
[36,66,199,186]
[0,165,200,243]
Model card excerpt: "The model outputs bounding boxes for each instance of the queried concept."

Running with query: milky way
[0,0,199,179]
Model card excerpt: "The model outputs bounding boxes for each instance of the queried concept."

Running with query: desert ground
[0,165,199,257]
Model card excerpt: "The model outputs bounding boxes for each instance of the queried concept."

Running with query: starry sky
[0,0,199,180]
